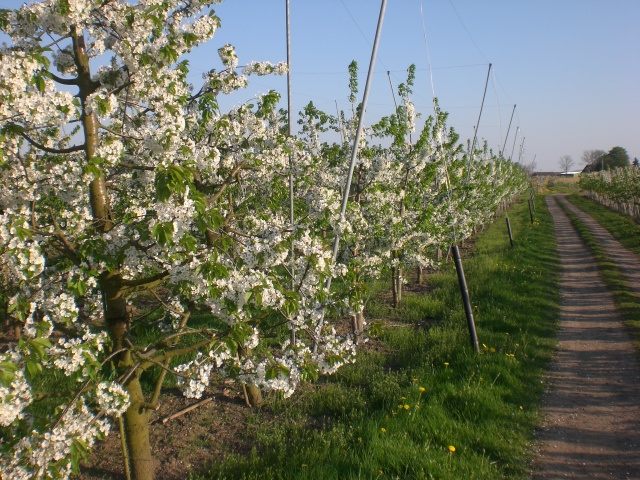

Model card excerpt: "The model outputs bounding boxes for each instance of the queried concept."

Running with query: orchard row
[0,1,526,478]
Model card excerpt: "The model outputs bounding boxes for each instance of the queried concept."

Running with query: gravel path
[532,195,640,479]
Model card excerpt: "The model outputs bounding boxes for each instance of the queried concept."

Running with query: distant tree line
[580,146,633,172]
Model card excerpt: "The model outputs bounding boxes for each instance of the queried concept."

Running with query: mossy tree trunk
[74,27,154,480]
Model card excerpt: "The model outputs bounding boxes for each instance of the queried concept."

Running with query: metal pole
[286,0,295,344]
[330,0,388,264]
[518,136,525,163]
[469,63,492,159]
[501,104,516,157]
[315,0,387,352]
[387,71,398,110]
[506,216,514,249]
[509,127,519,161]
[452,245,480,352]
[530,188,535,212]
[286,0,294,236]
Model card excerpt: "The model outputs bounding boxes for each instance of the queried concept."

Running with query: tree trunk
[239,346,263,407]
[417,265,423,285]
[351,309,365,344]
[244,383,263,407]
[75,27,153,478]
[101,272,155,480]
[391,266,398,308]
[123,375,154,480]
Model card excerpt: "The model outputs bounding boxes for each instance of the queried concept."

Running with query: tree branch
[139,333,219,372]
[49,208,80,264]
[208,161,249,205]
[47,71,79,86]
[21,132,85,155]
[119,162,155,171]
[120,271,169,295]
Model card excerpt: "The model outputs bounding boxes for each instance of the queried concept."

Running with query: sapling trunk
[391,266,398,308]
[417,265,423,285]
[244,383,263,407]
[239,346,263,407]
[102,273,155,480]
[123,374,154,480]
[74,26,156,479]
[351,309,365,344]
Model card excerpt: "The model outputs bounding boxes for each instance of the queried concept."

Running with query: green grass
[565,194,640,255]
[535,177,581,195]
[561,196,640,349]
[193,195,561,480]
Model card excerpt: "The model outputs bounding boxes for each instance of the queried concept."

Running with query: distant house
[532,171,581,177]
[559,171,582,177]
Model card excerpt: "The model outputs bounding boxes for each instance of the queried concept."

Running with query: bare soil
[532,196,640,479]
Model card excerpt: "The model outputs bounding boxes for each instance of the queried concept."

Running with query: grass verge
[565,194,640,255]
[192,194,560,480]
[560,196,640,349]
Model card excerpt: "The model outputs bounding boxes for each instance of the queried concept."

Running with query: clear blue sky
[205,0,640,172]
[3,0,639,171]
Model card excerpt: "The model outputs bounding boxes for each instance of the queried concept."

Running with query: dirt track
[532,196,640,479]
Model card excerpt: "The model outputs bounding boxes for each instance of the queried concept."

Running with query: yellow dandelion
[448,445,456,453]
[482,343,488,350]
[404,404,410,410]
[419,386,426,392]
[358,437,362,442]
[381,427,386,433]
[490,347,496,353]
[302,464,308,468]
[444,362,449,367]
[519,405,524,410]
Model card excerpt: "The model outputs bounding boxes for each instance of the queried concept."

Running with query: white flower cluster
[243,61,288,76]
[96,381,130,416]
[0,368,32,427]
[174,352,217,399]
[49,329,108,377]
[1,399,111,479]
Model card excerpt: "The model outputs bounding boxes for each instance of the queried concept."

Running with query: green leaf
[85,164,102,180]
[179,233,197,252]
[0,361,17,386]
[159,45,178,64]
[33,74,46,93]
[2,123,25,136]
[12,218,33,240]
[0,9,11,31]
[155,165,194,201]
[68,278,87,296]
[152,221,174,246]
[58,0,71,15]
[183,32,199,47]
[25,359,42,379]
[31,337,52,349]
